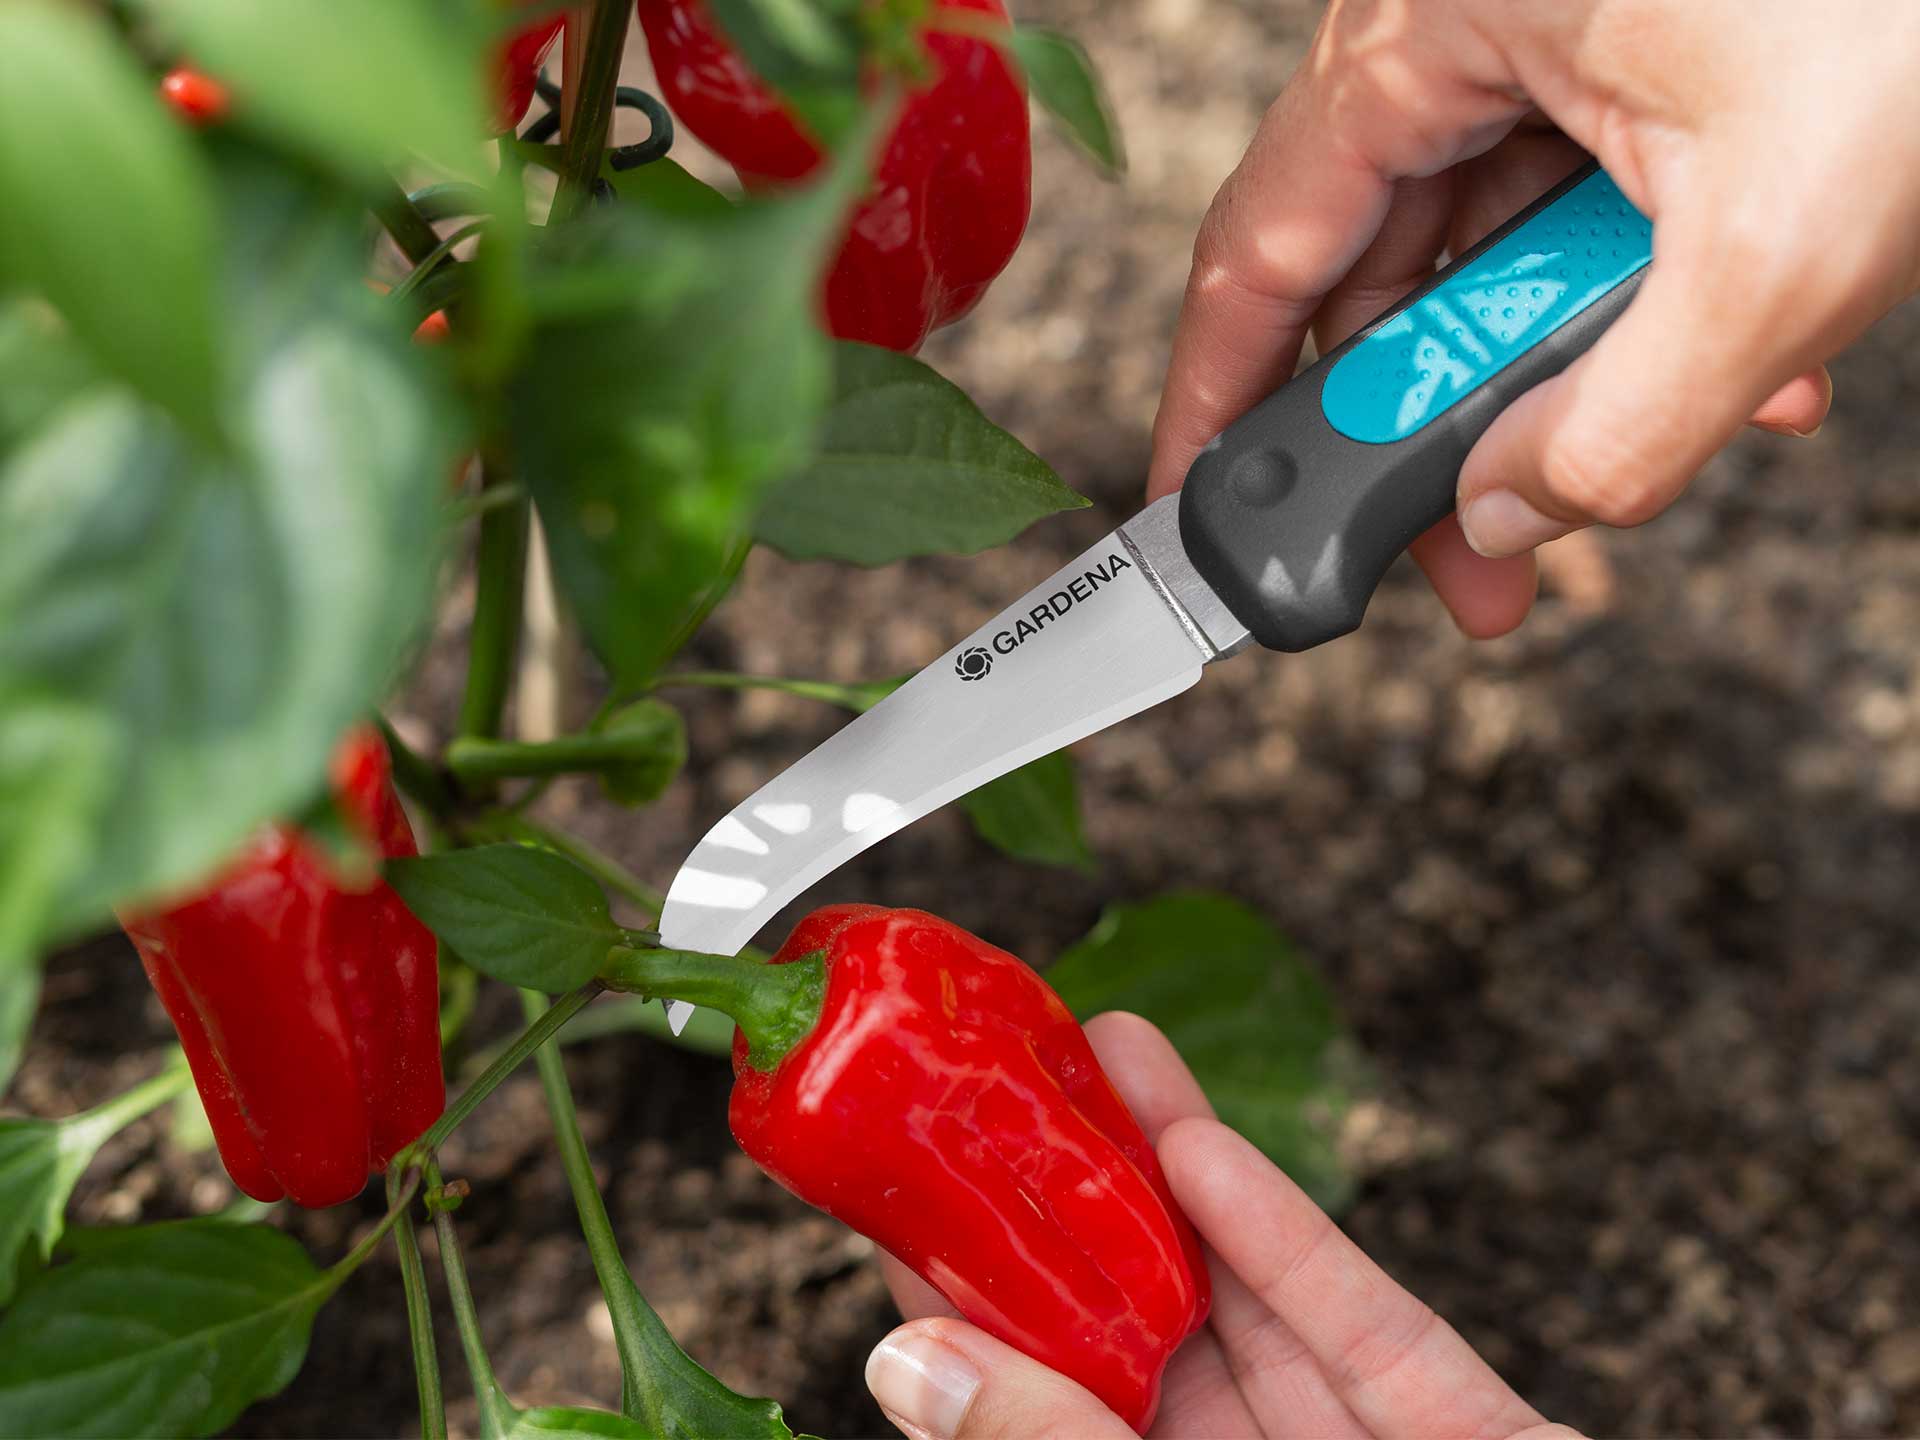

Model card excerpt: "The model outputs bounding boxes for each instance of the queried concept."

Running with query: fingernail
[866,1330,981,1438]
[1459,489,1569,558]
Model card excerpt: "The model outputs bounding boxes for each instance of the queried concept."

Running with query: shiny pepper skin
[120,729,444,1208]
[636,0,1032,352]
[495,6,565,131]
[158,67,230,126]
[729,906,1210,1432]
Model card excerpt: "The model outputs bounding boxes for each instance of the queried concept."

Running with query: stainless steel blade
[659,493,1250,1031]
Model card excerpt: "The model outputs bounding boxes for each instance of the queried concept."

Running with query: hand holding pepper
[867,1012,1580,1440]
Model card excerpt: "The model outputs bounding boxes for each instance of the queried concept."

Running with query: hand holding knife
[660,160,1652,1026]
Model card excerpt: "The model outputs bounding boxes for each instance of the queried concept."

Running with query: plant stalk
[552,0,633,221]
[599,946,822,1067]
[411,984,600,1155]
[426,1158,518,1439]
[457,464,531,746]
[386,1167,447,1440]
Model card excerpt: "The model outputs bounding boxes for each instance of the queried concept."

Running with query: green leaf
[515,152,862,687]
[386,845,621,993]
[0,3,219,437]
[604,157,735,219]
[595,700,690,807]
[1009,26,1126,179]
[0,705,115,1092]
[703,0,863,145]
[0,301,103,456]
[0,1220,331,1437]
[504,1407,655,1440]
[960,750,1095,872]
[0,1066,189,1302]
[0,1122,96,1307]
[1046,893,1363,1211]
[0,154,452,942]
[137,0,486,181]
[755,343,1086,565]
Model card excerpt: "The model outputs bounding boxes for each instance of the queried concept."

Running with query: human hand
[1149,0,1920,638]
[863,1011,1578,1439]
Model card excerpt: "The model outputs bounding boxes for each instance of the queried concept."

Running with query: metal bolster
[1118,494,1255,661]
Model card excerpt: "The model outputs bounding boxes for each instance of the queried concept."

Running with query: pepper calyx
[597,944,827,1070]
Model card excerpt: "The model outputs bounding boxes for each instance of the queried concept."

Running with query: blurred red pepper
[635,0,1032,352]
[605,905,1209,1431]
[120,728,444,1208]
[158,67,229,126]
[496,5,565,131]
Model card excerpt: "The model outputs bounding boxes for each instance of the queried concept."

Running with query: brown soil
[20,1,1920,1435]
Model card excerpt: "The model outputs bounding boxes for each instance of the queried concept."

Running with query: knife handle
[1178,159,1653,653]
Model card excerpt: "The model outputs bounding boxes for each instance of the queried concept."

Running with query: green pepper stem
[425,1158,518,1439]
[67,1060,191,1148]
[455,464,529,749]
[373,178,444,267]
[598,946,824,1069]
[410,984,599,1156]
[448,731,642,783]
[385,1167,447,1440]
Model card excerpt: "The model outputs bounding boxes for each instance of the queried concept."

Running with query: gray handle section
[1178,160,1647,652]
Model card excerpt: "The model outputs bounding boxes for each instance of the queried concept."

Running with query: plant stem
[67,1060,191,1147]
[522,990,665,1420]
[426,1158,518,1438]
[379,715,458,822]
[386,1168,447,1440]
[447,729,652,785]
[392,220,488,301]
[552,0,632,221]
[411,985,600,1155]
[651,670,894,712]
[599,946,822,1068]
[373,178,445,268]
[480,815,665,914]
[457,464,530,746]
[324,1165,423,1287]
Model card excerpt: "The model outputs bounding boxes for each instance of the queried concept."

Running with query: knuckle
[1537,429,1668,529]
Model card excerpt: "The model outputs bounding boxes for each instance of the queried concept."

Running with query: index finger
[1147,5,1533,500]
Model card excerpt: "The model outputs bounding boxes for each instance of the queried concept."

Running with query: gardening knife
[658,159,1653,1028]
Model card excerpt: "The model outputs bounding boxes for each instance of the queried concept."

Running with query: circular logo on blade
[954,646,993,682]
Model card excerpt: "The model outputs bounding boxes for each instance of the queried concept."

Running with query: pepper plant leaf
[1009,26,1126,179]
[0,152,452,945]
[0,3,220,440]
[0,1064,187,1305]
[755,343,1087,565]
[0,1220,332,1438]
[1046,893,1366,1211]
[502,1407,656,1440]
[960,750,1096,872]
[133,0,486,181]
[387,845,622,993]
[514,137,868,688]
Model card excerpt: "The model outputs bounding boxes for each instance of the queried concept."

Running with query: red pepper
[158,67,230,126]
[607,905,1209,1430]
[635,0,1032,352]
[496,6,565,131]
[120,728,444,1208]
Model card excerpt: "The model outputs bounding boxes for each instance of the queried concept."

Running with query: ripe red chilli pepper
[119,728,444,1208]
[158,67,230,126]
[496,4,565,131]
[635,0,1032,352]
[604,905,1210,1431]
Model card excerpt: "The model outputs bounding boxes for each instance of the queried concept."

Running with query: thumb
[1455,223,1824,558]
[865,1318,1136,1440]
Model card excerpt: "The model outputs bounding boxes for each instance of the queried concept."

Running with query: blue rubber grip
[1321,169,1651,444]
[1179,160,1653,653]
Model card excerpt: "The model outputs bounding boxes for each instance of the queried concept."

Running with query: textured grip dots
[1319,168,1653,445]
